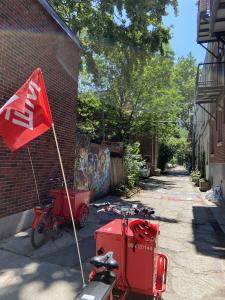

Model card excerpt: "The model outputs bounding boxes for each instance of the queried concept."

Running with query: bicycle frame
[32,205,52,229]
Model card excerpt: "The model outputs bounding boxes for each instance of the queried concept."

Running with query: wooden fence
[110,157,125,187]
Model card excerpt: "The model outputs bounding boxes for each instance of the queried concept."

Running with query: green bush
[170,156,178,167]
[124,142,144,190]
[190,170,201,181]
[110,142,144,196]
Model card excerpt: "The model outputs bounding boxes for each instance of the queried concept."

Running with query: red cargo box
[63,190,91,219]
[95,219,159,295]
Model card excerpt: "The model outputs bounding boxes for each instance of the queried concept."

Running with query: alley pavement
[0,166,225,300]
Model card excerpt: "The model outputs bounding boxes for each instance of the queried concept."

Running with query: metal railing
[196,62,225,88]
[198,0,212,15]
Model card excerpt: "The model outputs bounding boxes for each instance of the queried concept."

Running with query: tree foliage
[50,0,196,169]
[78,47,186,142]
[158,128,191,170]
[50,0,178,77]
[173,53,197,131]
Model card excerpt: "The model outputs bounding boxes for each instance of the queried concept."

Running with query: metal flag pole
[27,146,40,204]
[52,123,85,287]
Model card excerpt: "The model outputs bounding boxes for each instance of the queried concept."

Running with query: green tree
[173,53,197,131]
[49,0,178,77]
[77,47,185,142]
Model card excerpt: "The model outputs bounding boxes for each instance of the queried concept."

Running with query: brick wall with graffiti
[74,134,111,197]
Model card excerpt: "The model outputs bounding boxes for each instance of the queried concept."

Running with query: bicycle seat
[90,251,118,270]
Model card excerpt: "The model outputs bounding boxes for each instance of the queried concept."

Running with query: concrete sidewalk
[0,196,122,300]
[0,167,225,300]
[202,196,225,234]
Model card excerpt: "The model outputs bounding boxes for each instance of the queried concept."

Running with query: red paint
[0,68,52,151]
[63,190,91,219]
[32,208,44,229]
[48,189,91,220]
[95,219,167,297]
[48,189,64,216]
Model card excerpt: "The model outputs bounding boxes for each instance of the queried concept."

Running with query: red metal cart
[95,218,167,299]
[31,189,91,248]
[76,204,168,300]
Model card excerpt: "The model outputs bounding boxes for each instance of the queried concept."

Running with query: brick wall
[0,0,81,218]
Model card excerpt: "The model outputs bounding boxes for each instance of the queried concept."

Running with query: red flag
[0,68,52,151]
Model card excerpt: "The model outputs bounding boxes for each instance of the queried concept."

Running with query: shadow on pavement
[192,206,225,259]
[140,177,176,190]
[164,168,189,177]
[0,194,179,299]
[153,215,178,223]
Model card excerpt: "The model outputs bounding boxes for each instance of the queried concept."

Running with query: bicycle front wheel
[31,214,52,248]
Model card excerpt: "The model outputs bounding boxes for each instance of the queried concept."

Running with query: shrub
[110,142,144,196]
[124,142,144,190]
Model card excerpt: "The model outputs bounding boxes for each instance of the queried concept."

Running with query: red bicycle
[31,177,91,248]
[76,203,168,300]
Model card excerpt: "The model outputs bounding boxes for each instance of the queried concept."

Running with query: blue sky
[163,0,205,63]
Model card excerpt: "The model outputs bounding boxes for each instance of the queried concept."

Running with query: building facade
[0,0,81,237]
[194,0,225,195]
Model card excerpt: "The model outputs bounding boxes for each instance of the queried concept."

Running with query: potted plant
[199,178,210,192]
[190,170,201,186]
[154,168,161,176]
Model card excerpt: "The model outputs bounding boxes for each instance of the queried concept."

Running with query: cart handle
[154,253,168,297]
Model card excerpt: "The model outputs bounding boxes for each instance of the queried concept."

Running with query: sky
[163,0,205,63]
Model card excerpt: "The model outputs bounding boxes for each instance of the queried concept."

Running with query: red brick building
[0,0,81,237]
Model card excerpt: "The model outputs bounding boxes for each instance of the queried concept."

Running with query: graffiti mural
[74,134,110,197]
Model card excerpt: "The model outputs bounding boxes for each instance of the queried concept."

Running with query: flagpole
[27,146,40,204]
[52,123,85,287]
[73,151,77,191]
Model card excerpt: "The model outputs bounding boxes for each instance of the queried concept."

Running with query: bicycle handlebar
[49,176,73,184]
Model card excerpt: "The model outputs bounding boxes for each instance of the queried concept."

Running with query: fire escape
[196,0,225,118]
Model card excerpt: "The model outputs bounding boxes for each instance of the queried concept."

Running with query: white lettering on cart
[128,242,153,251]
[81,294,95,300]
[4,80,41,130]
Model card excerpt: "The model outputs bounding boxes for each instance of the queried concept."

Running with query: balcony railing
[197,62,224,87]
[198,0,211,15]
[196,62,224,103]
[198,0,213,15]
[197,0,225,43]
